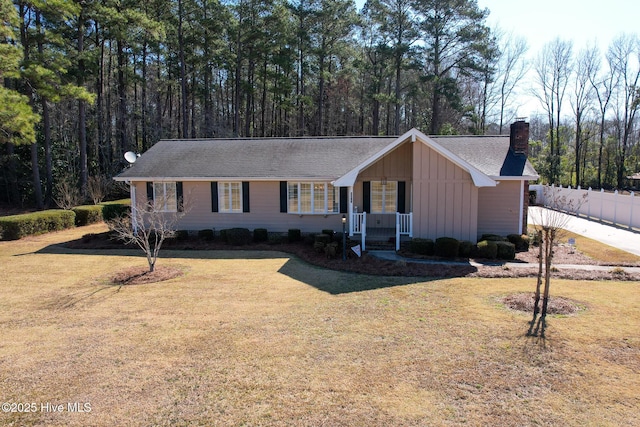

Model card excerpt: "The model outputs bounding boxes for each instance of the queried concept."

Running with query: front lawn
[0,224,638,426]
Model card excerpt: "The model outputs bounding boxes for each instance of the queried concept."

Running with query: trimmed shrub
[324,242,339,258]
[198,229,215,241]
[0,210,76,240]
[174,230,190,241]
[315,233,331,244]
[313,241,326,253]
[288,229,301,242]
[476,240,498,259]
[101,203,130,221]
[496,241,516,260]
[72,205,104,226]
[321,229,335,241]
[458,240,474,258]
[435,237,460,258]
[225,228,252,245]
[253,228,268,242]
[480,233,507,242]
[408,238,434,255]
[268,233,287,245]
[507,234,530,251]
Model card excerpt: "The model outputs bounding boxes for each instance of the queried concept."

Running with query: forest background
[2,0,640,209]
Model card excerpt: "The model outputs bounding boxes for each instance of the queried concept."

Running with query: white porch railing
[396,212,413,250]
[350,212,366,251]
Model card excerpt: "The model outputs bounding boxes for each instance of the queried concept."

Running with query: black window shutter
[176,182,184,212]
[339,187,348,214]
[280,181,287,213]
[242,182,250,212]
[398,181,406,214]
[363,181,371,213]
[211,182,219,212]
[146,182,154,201]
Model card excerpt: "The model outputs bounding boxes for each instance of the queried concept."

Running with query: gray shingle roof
[117,136,397,180]
[434,135,538,178]
[116,132,537,181]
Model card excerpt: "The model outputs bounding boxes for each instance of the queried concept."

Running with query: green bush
[313,241,326,253]
[408,238,434,255]
[434,237,460,258]
[476,240,498,259]
[496,241,516,260]
[480,233,507,242]
[458,240,474,258]
[507,234,530,251]
[174,230,190,241]
[315,233,331,244]
[321,229,335,241]
[0,210,76,240]
[288,229,301,243]
[101,203,130,221]
[253,228,268,242]
[198,229,215,241]
[72,205,104,226]
[225,228,252,245]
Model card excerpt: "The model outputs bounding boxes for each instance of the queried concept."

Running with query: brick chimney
[510,119,529,155]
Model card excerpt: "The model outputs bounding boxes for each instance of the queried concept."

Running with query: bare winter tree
[484,29,529,134]
[528,185,587,337]
[570,46,598,187]
[108,193,188,273]
[608,34,640,188]
[533,38,573,184]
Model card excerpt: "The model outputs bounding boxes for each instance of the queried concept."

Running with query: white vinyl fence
[530,184,640,231]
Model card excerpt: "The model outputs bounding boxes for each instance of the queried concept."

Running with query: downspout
[518,180,524,235]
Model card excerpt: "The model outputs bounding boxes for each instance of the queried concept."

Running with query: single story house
[115,120,538,249]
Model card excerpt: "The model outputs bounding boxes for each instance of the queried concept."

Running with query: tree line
[1,0,639,210]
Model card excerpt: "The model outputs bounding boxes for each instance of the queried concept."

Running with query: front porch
[349,212,413,251]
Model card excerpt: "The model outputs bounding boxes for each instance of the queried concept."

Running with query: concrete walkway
[369,207,640,272]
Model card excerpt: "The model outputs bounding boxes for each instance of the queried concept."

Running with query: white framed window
[288,182,338,214]
[371,181,397,213]
[218,182,243,213]
[153,182,177,212]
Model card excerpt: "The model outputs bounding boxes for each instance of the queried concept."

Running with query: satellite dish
[124,151,138,164]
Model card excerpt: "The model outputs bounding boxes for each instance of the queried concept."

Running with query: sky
[477,0,640,117]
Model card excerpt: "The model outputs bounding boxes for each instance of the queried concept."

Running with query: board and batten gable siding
[477,181,522,238]
[132,181,346,233]
[411,140,478,241]
[353,141,412,220]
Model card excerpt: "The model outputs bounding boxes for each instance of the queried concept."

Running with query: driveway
[528,206,640,256]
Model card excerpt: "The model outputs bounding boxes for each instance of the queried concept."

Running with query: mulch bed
[501,292,586,315]
[66,232,640,281]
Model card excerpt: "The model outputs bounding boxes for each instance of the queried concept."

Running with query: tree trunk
[78,10,87,196]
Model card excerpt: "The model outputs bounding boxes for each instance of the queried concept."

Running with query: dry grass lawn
[0,224,639,426]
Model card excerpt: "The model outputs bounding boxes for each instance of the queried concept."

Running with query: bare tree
[486,29,529,134]
[54,175,82,210]
[608,34,640,188]
[570,46,598,187]
[533,39,573,184]
[528,186,587,337]
[108,195,188,272]
[87,175,112,205]
[588,44,617,188]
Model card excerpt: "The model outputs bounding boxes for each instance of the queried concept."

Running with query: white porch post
[348,186,354,236]
[130,182,138,235]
